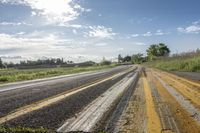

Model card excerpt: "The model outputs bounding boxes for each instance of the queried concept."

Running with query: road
[0,66,200,133]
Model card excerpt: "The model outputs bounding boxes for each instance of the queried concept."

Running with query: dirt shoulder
[113,78,146,133]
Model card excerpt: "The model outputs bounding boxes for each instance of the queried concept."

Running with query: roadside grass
[0,126,48,133]
[145,55,200,72]
[0,64,117,84]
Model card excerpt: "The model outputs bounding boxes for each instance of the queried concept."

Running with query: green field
[0,65,117,84]
[146,55,200,72]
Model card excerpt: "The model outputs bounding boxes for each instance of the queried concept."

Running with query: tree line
[118,43,170,64]
[0,58,75,68]
[1,43,199,69]
[0,43,171,68]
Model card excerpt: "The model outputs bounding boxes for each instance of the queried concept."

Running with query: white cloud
[177,21,200,34]
[72,29,77,34]
[117,48,124,51]
[70,24,83,29]
[0,0,89,24]
[192,20,200,25]
[85,26,116,39]
[0,33,60,50]
[0,32,119,63]
[94,43,107,46]
[0,21,31,26]
[143,31,152,37]
[17,32,25,35]
[134,42,147,46]
[129,30,168,38]
[31,11,37,16]
[178,26,200,34]
[131,34,139,37]
[155,29,164,35]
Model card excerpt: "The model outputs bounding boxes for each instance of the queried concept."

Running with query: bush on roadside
[0,76,9,82]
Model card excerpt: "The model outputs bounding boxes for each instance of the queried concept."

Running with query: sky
[0,0,200,63]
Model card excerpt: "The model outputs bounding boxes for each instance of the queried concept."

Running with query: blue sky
[0,0,200,62]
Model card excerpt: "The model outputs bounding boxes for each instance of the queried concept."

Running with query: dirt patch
[147,70,180,133]
[113,79,146,133]
[105,71,139,133]
[143,76,162,133]
[152,73,200,133]
[155,71,200,110]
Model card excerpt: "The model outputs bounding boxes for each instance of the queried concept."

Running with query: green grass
[145,55,200,72]
[0,64,117,84]
[0,126,48,133]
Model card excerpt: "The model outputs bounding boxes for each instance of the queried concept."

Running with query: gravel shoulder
[152,72,200,133]
[155,70,200,110]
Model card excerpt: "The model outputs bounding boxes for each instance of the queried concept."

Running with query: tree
[100,57,111,66]
[118,54,123,63]
[123,55,131,62]
[0,58,3,68]
[131,53,143,64]
[146,43,170,61]
[157,43,170,56]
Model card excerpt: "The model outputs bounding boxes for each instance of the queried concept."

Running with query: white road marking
[57,72,138,133]
[0,68,132,124]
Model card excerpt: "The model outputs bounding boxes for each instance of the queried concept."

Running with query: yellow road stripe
[143,76,162,133]
[0,68,133,124]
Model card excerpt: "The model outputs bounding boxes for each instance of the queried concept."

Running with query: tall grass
[146,54,200,72]
[0,65,117,84]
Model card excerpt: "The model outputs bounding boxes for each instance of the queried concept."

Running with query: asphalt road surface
[1,66,200,133]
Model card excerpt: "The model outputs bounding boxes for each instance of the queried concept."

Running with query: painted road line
[0,68,133,124]
[57,72,138,132]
